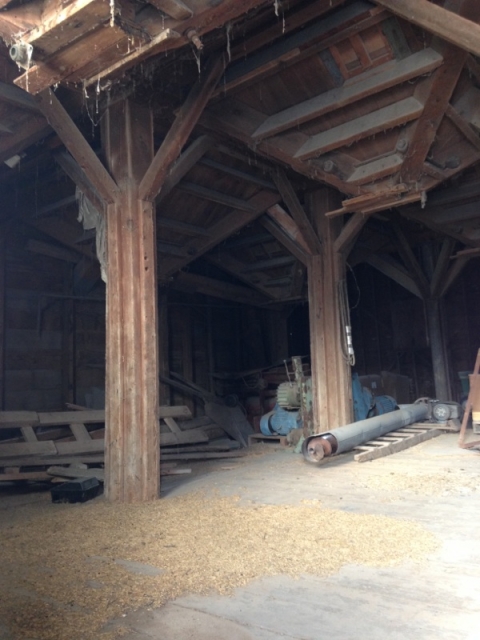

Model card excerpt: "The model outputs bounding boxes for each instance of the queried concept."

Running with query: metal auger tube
[302,403,429,464]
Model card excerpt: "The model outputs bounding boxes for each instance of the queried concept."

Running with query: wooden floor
[112,434,480,640]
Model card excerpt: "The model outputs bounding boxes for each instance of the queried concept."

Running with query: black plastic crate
[51,477,101,503]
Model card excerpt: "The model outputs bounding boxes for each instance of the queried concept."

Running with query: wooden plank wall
[349,261,480,402]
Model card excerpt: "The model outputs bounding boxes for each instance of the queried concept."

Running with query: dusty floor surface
[1,432,479,640]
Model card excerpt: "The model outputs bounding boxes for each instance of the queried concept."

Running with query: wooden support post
[306,190,352,435]
[425,298,450,401]
[102,100,160,502]
[158,289,170,406]
[0,236,5,410]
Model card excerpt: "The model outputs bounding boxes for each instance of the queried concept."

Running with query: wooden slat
[354,427,442,462]
[347,153,403,185]
[56,439,104,455]
[161,428,208,446]
[0,411,39,427]
[0,471,51,481]
[375,0,480,58]
[47,466,105,481]
[445,104,480,151]
[36,90,118,205]
[139,57,224,201]
[252,48,443,140]
[294,97,424,160]
[148,0,193,19]
[163,417,182,434]
[20,426,38,443]
[70,423,92,442]
[261,215,309,266]
[157,216,210,237]
[37,410,105,425]
[0,441,57,458]
[159,405,192,418]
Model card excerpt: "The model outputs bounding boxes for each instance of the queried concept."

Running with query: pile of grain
[0,491,438,640]
[364,470,478,495]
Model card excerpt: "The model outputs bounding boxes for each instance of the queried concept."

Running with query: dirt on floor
[0,483,438,640]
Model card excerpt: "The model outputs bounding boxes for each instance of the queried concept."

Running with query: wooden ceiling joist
[0,81,38,112]
[251,48,443,141]
[157,216,210,237]
[374,0,480,59]
[139,56,224,202]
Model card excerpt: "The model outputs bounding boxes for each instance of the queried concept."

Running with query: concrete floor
[108,433,480,640]
[2,433,480,639]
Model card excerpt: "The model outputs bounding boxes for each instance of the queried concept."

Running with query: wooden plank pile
[0,406,247,482]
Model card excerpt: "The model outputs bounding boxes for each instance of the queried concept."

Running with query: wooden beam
[364,253,422,298]
[261,218,308,265]
[334,212,372,255]
[391,220,430,298]
[445,104,480,151]
[0,114,50,164]
[103,99,159,503]
[148,0,193,19]
[27,239,80,263]
[36,90,118,204]
[158,189,281,278]
[294,97,424,160]
[440,255,470,297]
[400,1,480,183]
[205,253,285,300]
[158,135,212,202]
[173,272,268,306]
[252,48,443,140]
[266,205,312,254]
[200,157,276,190]
[430,237,455,298]
[307,189,352,434]
[241,256,296,273]
[273,170,322,254]
[157,216,210,237]
[139,57,224,202]
[177,181,257,211]
[348,153,403,185]
[0,81,38,112]
[54,150,105,215]
[374,0,480,58]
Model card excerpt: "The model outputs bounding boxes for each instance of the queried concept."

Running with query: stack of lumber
[0,406,247,482]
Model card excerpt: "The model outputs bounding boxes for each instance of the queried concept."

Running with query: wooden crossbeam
[252,48,443,140]
[241,255,296,273]
[172,271,268,307]
[364,253,422,298]
[400,1,480,183]
[374,0,480,58]
[440,255,470,297]
[205,253,286,300]
[261,218,308,265]
[148,0,193,19]
[391,220,430,298]
[55,151,105,216]
[0,81,38,112]
[200,157,276,190]
[273,170,322,254]
[430,237,455,298]
[334,213,372,255]
[445,104,480,152]
[0,114,50,164]
[294,97,424,160]
[158,189,281,278]
[157,216,210,237]
[139,57,224,201]
[177,181,257,212]
[36,90,118,205]
[158,135,212,202]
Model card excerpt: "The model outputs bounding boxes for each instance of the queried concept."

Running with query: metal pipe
[302,402,429,463]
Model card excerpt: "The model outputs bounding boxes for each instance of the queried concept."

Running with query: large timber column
[102,100,159,502]
[307,189,352,434]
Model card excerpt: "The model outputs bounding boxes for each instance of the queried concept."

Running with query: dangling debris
[76,188,108,282]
